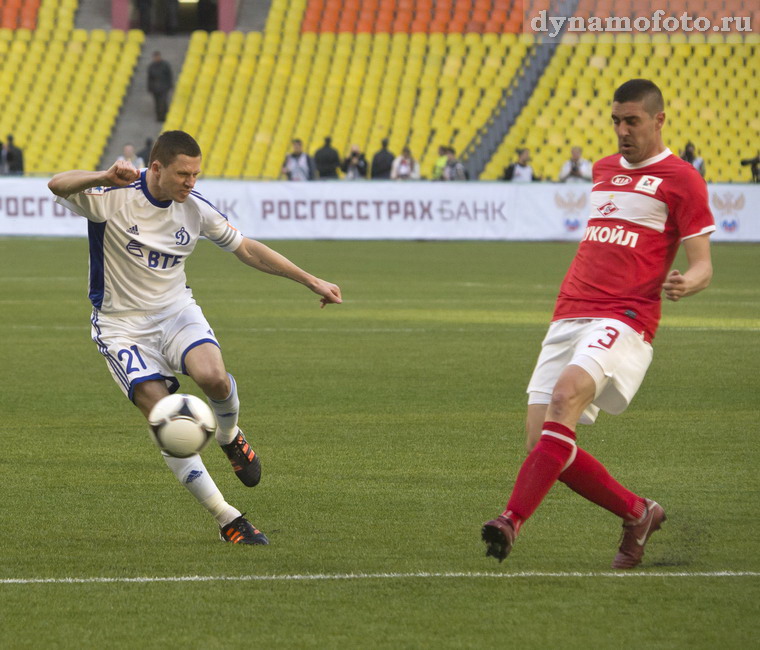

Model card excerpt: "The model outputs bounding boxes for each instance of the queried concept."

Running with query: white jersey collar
[619,148,672,170]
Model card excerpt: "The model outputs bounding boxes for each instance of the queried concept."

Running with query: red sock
[502,422,576,529]
[559,448,646,520]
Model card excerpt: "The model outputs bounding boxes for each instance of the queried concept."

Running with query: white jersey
[55,170,243,314]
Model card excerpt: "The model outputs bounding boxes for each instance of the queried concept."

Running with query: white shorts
[526,318,653,424]
[90,302,220,402]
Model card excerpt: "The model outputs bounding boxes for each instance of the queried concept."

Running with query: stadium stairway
[463,39,558,179]
[74,0,110,29]
[100,34,190,168]
[462,0,577,178]
[237,0,272,31]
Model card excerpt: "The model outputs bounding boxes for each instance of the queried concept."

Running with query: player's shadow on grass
[649,556,692,568]
[648,514,710,568]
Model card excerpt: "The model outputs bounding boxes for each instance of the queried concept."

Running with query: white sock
[207,373,240,445]
[162,452,241,526]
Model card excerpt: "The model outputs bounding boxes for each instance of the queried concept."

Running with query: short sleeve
[54,186,118,223]
[195,194,244,252]
[668,167,716,241]
[591,159,601,184]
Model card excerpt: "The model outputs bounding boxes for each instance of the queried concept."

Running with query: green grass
[1,238,758,648]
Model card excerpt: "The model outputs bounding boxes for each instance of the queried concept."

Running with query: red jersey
[553,149,715,341]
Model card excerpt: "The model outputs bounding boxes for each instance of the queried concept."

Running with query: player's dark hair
[149,131,201,166]
[613,79,664,115]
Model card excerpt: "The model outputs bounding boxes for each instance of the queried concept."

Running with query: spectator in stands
[165,0,179,34]
[197,0,218,30]
[442,147,467,181]
[118,143,145,169]
[0,140,6,174]
[502,148,540,182]
[370,138,394,179]
[147,51,173,122]
[341,145,368,180]
[137,138,153,166]
[5,135,24,175]
[314,136,341,179]
[740,153,759,183]
[681,142,705,177]
[136,0,152,33]
[432,145,449,180]
[559,146,593,182]
[391,147,420,180]
[282,139,316,181]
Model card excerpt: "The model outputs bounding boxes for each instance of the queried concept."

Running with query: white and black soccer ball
[148,394,217,458]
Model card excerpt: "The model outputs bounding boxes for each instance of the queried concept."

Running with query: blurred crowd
[282,137,473,181]
[281,139,715,182]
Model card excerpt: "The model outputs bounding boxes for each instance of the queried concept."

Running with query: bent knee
[195,371,230,397]
[548,386,587,421]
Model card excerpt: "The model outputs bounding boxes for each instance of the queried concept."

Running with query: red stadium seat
[2,0,21,29]
[321,14,339,31]
[484,18,503,33]
[393,15,412,33]
[472,8,489,24]
[301,16,319,32]
[377,7,394,24]
[375,16,392,32]
[429,18,448,33]
[449,17,467,32]
[411,18,428,33]
[356,18,374,33]
[338,16,357,32]
[504,16,522,33]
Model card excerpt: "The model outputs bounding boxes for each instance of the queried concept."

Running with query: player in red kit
[482,79,715,568]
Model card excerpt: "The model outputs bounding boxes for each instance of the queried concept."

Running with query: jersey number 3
[588,326,620,350]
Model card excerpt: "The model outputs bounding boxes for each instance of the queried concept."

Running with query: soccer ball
[148,393,217,458]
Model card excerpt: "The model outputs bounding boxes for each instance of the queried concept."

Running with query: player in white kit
[48,131,342,544]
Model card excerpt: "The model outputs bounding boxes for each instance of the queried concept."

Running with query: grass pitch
[1,238,758,648]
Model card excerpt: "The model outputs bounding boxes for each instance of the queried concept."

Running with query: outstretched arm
[233,237,342,308]
[663,233,712,302]
[48,160,140,198]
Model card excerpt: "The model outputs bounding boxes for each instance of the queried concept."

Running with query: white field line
[1,571,758,585]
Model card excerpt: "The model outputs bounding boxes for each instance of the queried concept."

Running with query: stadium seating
[481,32,760,183]
[165,0,758,181]
[164,0,534,179]
[0,0,142,174]
[1,0,40,30]
[0,0,755,180]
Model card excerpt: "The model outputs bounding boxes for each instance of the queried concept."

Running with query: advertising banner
[1,177,756,242]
